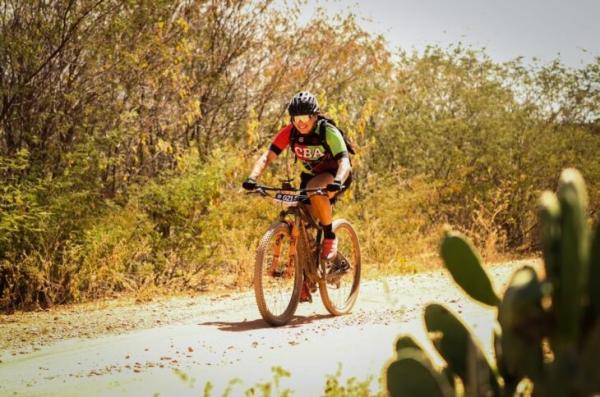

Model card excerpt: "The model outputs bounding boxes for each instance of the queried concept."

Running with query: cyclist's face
[292,114,317,134]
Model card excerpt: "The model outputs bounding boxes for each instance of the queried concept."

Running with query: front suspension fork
[287,221,300,278]
[269,220,299,279]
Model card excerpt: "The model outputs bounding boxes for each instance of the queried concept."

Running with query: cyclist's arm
[249,150,278,180]
[335,157,351,184]
[249,124,291,180]
[324,126,351,183]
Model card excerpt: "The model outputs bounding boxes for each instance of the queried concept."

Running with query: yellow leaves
[175,18,190,34]
[156,139,173,154]
[356,99,374,138]
[175,38,193,63]
[124,51,140,67]
[246,109,260,146]
[97,155,109,172]
[457,165,476,179]
[139,132,148,146]
[185,99,201,124]
[191,99,201,114]
[119,110,139,124]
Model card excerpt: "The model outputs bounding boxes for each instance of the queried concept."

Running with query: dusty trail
[0,259,538,396]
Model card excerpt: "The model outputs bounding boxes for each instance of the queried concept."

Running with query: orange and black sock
[321,223,335,239]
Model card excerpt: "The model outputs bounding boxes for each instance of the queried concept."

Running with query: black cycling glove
[326,180,343,192]
[242,177,257,191]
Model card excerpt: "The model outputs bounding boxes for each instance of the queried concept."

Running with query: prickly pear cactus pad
[440,231,500,306]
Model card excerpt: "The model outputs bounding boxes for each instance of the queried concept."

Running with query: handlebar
[247,184,344,198]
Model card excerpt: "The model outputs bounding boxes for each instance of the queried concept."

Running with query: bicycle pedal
[329,256,350,274]
[333,264,351,274]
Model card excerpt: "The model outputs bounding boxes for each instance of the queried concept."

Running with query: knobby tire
[254,222,302,326]
[319,218,361,316]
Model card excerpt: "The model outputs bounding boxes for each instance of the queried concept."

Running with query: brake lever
[245,188,266,196]
[255,187,269,196]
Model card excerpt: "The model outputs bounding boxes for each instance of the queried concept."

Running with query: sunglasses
[292,115,312,124]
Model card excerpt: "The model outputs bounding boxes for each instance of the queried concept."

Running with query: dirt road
[0,259,538,396]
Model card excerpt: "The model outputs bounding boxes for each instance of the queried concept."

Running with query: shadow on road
[200,313,333,332]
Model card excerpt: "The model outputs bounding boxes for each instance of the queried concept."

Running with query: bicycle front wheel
[254,221,302,326]
[319,219,361,315]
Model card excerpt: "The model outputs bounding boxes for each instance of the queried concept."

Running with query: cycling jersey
[269,119,349,175]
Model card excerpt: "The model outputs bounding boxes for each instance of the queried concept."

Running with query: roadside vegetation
[173,366,381,397]
[1,0,599,311]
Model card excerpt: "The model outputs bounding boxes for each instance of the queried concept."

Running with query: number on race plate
[274,192,300,206]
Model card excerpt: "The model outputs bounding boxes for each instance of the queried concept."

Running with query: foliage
[335,173,440,274]
[0,0,391,309]
[185,365,382,397]
[386,168,600,396]
[372,46,600,252]
[322,365,382,397]
[1,0,600,309]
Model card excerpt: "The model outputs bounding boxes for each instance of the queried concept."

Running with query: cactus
[492,325,521,395]
[395,335,426,353]
[555,169,589,348]
[386,168,600,396]
[577,322,600,393]
[386,348,454,397]
[440,232,501,307]
[424,304,501,396]
[497,266,546,385]
[539,191,561,288]
[589,221,600,318]
[392,335,458,393]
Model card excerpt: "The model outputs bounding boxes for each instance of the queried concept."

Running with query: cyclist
[242,91,352,299]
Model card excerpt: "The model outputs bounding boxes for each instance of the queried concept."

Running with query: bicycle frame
[251,185,329,285]
[277,197,323,288]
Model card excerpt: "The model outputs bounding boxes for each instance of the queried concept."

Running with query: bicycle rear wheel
[319,218,361,315]
[254,221,302,326]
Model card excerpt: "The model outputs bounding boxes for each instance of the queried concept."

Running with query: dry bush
[336,174,441,276]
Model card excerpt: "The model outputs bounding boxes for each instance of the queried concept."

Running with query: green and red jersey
[269,119,349,175]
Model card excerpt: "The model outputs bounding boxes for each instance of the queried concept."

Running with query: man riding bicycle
[242,91,352,295]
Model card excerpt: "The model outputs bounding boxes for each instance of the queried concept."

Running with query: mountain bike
[249,182,361,326]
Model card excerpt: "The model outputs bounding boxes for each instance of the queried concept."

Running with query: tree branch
[0,0,106,124]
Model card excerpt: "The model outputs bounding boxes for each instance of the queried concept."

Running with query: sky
[294,0,600,68]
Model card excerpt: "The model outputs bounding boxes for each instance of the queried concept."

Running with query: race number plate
[274,192,300,206]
